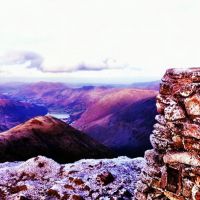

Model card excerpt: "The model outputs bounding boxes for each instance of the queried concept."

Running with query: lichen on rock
[135,67,200,200]
[0,155,145,199]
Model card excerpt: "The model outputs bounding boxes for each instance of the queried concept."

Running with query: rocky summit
[135,68,200,200]
[0,155,144,200]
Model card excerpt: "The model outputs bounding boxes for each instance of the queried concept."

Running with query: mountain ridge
[0,116,113,163]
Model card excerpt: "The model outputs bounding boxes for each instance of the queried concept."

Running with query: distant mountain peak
[0,116,113,163]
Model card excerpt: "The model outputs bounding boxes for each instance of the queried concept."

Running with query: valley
[0,82,158,157]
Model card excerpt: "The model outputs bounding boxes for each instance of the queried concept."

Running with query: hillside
[74,89,157,157]
[0,95,47,132]
[0,116,113,163]
[0,82,158,156]
[0,82,118,121]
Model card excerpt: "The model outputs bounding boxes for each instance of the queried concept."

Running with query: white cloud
[0,50,129,72]
[0,0,200,83]
[0,51,43,69]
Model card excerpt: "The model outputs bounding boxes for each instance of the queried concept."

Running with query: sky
[0,0,200,84]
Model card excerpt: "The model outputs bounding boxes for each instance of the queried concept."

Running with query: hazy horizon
[0,78,160,86]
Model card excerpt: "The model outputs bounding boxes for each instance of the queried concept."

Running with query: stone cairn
[135,68,200,200]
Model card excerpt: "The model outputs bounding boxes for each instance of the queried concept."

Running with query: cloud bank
[0,51,130,73]
[0,51,43,69]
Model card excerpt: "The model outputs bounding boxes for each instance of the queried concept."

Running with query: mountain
[0,155,144,199]
[0,82,158,156]
[0,96,47,132]
[74,89,157,157]
[0,116,113,163]
[0,82,117,120]
[0,82,157,121]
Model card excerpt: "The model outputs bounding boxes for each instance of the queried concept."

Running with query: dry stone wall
[135,68,200,200]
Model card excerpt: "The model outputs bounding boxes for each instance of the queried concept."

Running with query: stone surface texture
[0,156,144,200]
[135,68,200,200]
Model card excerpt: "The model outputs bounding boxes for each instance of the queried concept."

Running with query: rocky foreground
[0,156,144,200]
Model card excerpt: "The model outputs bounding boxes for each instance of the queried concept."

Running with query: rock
[47,189,60,198]
[156,101,165,114]
[184,94,200,116]
[183,137,200,152]
[192,185,200,200]
[134,191,147,200]
[70,194,84,200]
[183,123,200,140]
[0,156,145,199]
[164,104,185,121]
[179,83,195,97]
[135,180,149,193]
[150,134,169,151]
[160,82,172,95]
[96,171,115,185]
[171,135,183,149]
[156,94,176,114]
[155,115,166,125]
[182,178,194,197]
[135,68,200,200]
[144,149,162,166]
[164,191,185,200]
[163,152,200,167]
[9,185,27,194]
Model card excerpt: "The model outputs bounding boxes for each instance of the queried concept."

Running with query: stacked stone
[135,68,200,200]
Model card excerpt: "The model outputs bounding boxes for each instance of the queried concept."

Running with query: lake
[47,113,70,119]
